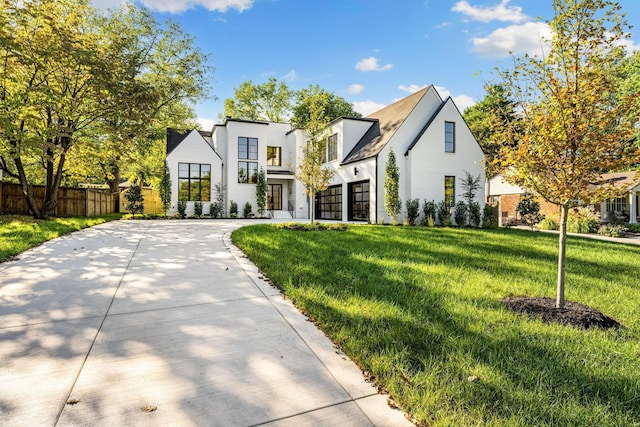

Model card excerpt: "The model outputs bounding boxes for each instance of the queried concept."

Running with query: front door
[348,180,370,221]
[268,184,282,210]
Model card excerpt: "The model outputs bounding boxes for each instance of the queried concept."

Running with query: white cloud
[434,86,476,112]
[355,57,393,72]
[452,0,528,23]
[282,70,298,80]
[471,21,552,58]
[348,84,365,94]
[399,84,427,93]
[353,100,387,116]
[139,0,253,13]
[197,117,215,130]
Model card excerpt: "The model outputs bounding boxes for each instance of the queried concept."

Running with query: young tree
[497,0,640,308]
[124,183,144,216]
[222,77,292,122]
[294,98,334,224]
[517,193,543,230]
[159,161,172,216]
[255,167,267,217]
[384,149,402,225]
[292,85,361,128]
[459,171,482,206]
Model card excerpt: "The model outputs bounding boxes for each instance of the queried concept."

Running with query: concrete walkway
[0,220,411,426]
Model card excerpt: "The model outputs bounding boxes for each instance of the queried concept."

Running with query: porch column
[630,191,638,224]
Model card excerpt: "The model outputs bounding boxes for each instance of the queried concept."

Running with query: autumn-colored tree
[497,0,640,308]
[294,98,334,224]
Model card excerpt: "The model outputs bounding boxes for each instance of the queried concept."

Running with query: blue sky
[93,0,640,129]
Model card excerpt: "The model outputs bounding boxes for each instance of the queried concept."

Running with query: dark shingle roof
[166,128,191,156]
[342,86,432,165]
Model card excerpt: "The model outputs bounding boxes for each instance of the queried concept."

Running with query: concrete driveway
[0,220,410,426]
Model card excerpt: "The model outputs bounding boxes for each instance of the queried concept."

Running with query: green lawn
[0,214,122,263]
[232,224,640,427]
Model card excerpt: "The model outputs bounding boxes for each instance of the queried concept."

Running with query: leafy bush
[436,201,450,226]
[243,202,253,218]
[625,223,640,233]
[124,184,144,216]
[567,207,600,234]
[193,201,203,218]
[406,198,420,226]
[517,192,542,230]
[537,218,558,230]
[453,201,468,227]
[468,202,481,228]
[597,223,628,237]
[209,202,221,218]
[482,203,498,228]
[421,200,436,226]
[177,200,187,219]
[229,200,238,218]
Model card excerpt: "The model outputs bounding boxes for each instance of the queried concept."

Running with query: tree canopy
[496,0,640,308]
[0,0,211,218]
[291,85,362,128]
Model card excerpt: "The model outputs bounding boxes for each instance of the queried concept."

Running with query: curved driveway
[0,220,410,426]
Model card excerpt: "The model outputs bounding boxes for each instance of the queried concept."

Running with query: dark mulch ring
[502,296,623,330]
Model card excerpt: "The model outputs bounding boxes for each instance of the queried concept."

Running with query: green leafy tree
[463,85,521,176]
[255,167,267,217]
[222,77,291,122]
[459,171,482,206]
[292,85,361,128]
[497,0,640,308]
[517,193,543,230]
[384,149,402,225]
[294,98,334,224]
[125,183,144,216]
[159,161,171,216]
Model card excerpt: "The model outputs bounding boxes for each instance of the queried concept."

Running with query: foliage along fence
[118,186,163,215]
[0,181,115,217]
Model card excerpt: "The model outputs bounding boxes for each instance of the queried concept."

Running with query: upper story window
[445,176,455,207]
[178,163,211,201]
[238,137,258,160]
[445,122,455,153]
[267,146,281,166]
[327,134,338,162]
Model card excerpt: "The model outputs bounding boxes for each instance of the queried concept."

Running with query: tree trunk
[556,204,569,309]
[13,155,42,219]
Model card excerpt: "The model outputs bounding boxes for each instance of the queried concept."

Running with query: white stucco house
[165,85,486,222]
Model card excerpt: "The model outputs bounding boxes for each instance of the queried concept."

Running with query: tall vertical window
[238,137,258,183]
[267,146,281,166]
[327,134,338,162]
[178,163,211,201]
[316,185,342,220]
[445,121,455,153]
[349,181,370,221]
[444,176,455,207]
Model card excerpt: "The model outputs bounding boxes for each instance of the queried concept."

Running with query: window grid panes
[445,121,455,153]
[267,146,281,166]
[317,185,342,220]
[238,137,258,160]
[350,181,370,221]
[327,134,338,162]
[238,161,258,184]
[178,163,211,201]
[445,176,455,208]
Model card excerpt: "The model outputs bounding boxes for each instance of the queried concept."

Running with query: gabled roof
[403,97,449,156]
[166,128,220,159]
[341,86,433,165]
[593,171,640,191]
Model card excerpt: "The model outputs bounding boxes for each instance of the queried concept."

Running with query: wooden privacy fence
[0,181,116,217]
[119,186,163,215]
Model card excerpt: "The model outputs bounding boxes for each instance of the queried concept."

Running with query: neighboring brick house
[166,86,486,221]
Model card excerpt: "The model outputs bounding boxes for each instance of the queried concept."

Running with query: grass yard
[232,224,640,427]
[0,214,122,263]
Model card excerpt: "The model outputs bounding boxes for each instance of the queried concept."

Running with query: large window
[349,180,370,221]
[267,146,281,166]
[238,137,258,183]
[178,163,211,201]
[445,176,455,207]
[327,134,338,162]
[316,185,342,220]
[445,121,455,153]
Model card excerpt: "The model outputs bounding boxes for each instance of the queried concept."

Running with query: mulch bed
[502,296,622,330]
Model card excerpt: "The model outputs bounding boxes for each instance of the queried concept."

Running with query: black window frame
[445,121,455,153]
[238,137,258,160]
[348,180,370,221]
[238,161,258,184]
[316,184,343,220]
[445,175,455,208]
[178,163,211,202]
[327,134,338,162]
[267,146,281,166]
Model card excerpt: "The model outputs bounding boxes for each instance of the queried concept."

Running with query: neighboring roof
[593,171,640,191]
[342,86,432,165]
[216,117,271,127]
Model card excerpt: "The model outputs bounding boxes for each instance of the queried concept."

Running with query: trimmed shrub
[406,198,420,226]
[243,202,253,218]
[177,200,187,219]
[453,201,468,227]
[209,202,221,218]
[625,223,640,233]
[469,202,481,228]
[229,201,238,218]
[482,203,498,228]
[421,200,436,226]
[193,201,203,218]
[436,201,450,226]
[598,223,627,237]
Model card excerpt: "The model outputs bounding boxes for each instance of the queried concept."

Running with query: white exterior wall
[166,130,223,216]
[487,175,525,196]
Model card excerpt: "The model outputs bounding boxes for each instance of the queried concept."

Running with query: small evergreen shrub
[436,201,450,226]
[209,202,221,218]
[243,202,253,218]
[177,200,187,219]
[597,223,627,237]
[124,184,144,216]
[469,202,481,228]
[453,201,468,227]
[482,204,498,228]
[229,201,238,218]
[537,218,558,230]
[625,223,640,233]
[422,200,436,226]
[406,198,420,225]
[517,192,543,230]
[193,201,203,218]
